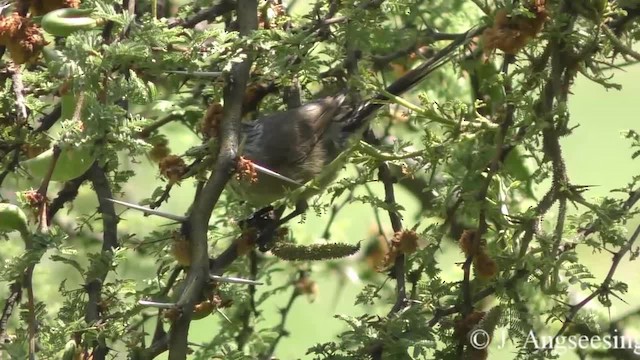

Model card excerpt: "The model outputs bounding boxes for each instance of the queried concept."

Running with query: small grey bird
[229,27,482,209]
[107,27,480,235]
[230,94,359,207]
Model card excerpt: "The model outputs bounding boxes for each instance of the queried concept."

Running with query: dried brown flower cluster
[459,229,498,280]
[0,13,47,64]
[454,311,490,360]
[158,154,187,183]
[483,0,547,55]
[378,229,420,270]
[235,156,258,184]
[0,0,82,64]
[199,102,223,139]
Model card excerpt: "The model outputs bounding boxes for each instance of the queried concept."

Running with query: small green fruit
[0,203,30,236]
[41,8,99,37]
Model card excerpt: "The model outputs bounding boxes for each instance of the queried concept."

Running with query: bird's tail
[341,25,485,133]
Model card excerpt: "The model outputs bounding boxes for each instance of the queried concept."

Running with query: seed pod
[271,241,360,261]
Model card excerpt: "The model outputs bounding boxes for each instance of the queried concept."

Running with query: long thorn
[138,300,176,309]
[216,309,232,323]
[105,198,188,222]
[210,274,263,286]
[252,163,304,187]
[165,70,224,77]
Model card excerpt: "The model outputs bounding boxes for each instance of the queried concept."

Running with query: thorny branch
[118,23,483,360]
[9,63,28,125]
[378,162,406,314]
[420,4,640,351]
[455,52,517,358]
[170,0,235,29]
[165,1,257,358]
[259,274,302,360]
[321,189,355,240]
[552,224,640,345]
[2,0,640,358]
[235,251,259,350]
[137,268,181,359]
[46,166,94,223]
[603,24,640,62]
[0,144,21,190]
[23,145,62,360]
[33,104,61,133]
[363,130,408,359]
[85,163,120,360]
[425,185,639,332]
[0,283,21,345]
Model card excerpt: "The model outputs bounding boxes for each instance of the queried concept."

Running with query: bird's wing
[289,95,354,163]
[240,95,352,182]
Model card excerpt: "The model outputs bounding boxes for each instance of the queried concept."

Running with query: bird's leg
[239,205,275,230]
[255,201,308,251]
[278,200,308,225]
[236,205,282,252]
[254,205,286,251]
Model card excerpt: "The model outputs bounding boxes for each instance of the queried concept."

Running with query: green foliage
[1,0,640,359]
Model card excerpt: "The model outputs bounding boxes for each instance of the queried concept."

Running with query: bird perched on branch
[225,27,482,249]
[230,27,482,209]
[230,93,356,207]
[107,26,482,249]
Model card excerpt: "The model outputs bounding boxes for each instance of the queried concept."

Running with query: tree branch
[0,282,21,345]
[552,224,640,345]
[85,163,120,360]
[167,2,257,359]
[9,63,28,125]
[170,0,235,29]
